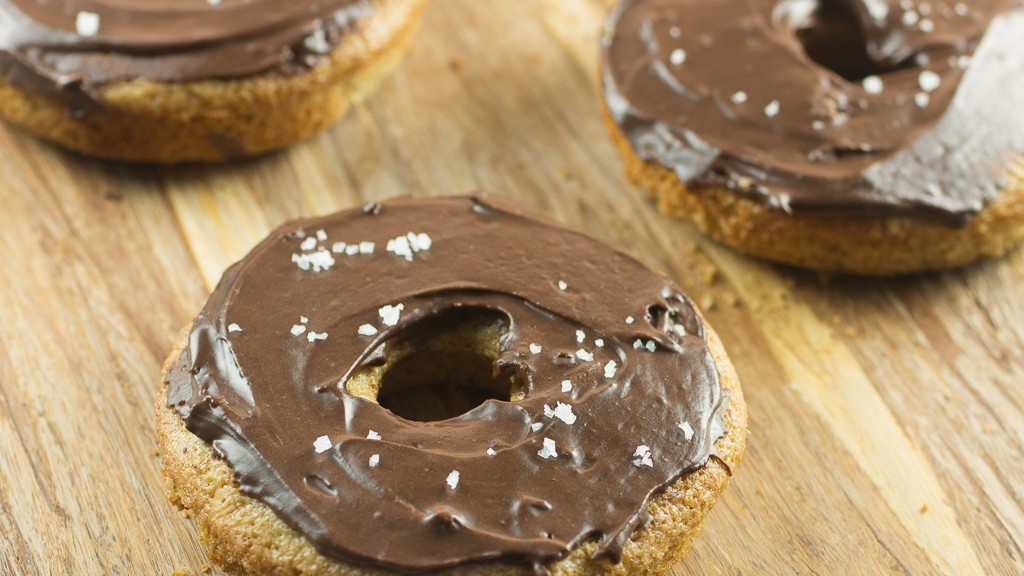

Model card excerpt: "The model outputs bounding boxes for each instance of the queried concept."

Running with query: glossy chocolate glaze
[602,0,1024,224]
[166,195,728,572]
[0,0,370,106]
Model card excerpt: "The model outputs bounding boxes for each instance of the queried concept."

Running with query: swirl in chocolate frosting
[602,0,1024,224]
[165,195,728,572]
[0,0,369,95]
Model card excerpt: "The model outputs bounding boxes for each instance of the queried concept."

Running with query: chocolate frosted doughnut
[156,195,747,574]
[602,0,1024,274]
[0,0,427,162]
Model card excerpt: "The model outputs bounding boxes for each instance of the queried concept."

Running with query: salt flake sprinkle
[367,430,382,440]
[561,380,572,393]
[291,324,307,336]
[379,304,405,327]
[576,330,586,343]
[75,11,100,36]
[307,331,328,343]
[357,324,378,337]
[387,232,433,262]
[369,454,380,468]
[537,438,557,459]
[543,402,577,425]
[575,349,594,362]
[918,70,941,92]
[486,448,497,456]
[632,445,655,468]
[313,435,332,454]
[529,343,543,355]
[558,280,568,291]
[228,323,242,333]
[446,470,460,490]
[604,360,618,378]
[531,422,543,432]
[625,316,635,325]
[679,421,695,441]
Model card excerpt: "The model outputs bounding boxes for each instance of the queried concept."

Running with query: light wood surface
[1,1,1022,574]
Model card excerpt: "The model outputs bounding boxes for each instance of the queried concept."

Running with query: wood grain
[1,1,1022,574]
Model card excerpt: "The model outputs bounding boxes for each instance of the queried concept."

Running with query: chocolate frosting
[166,195,728,572]
[0,0,369,105]
[602,0,1024,224]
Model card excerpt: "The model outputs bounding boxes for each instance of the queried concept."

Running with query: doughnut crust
[0,0,426,163]
[603,105,1024,275]
[156,312,747,576]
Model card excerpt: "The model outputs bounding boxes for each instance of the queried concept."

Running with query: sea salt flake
[604,360,618,378]
[632,445,655,468]
[544,402,577,425]
[387,231,432,261]
[316,229,327,241]
[902,9,919,26]
[291,324,307,336]
[576,330,586,343]
[301,316,309,324]
[537,438,557,459]
[357,324,378,336]
[292,248,335,272]
[633,339,644,350]
[367,430,382,440]
[415,233,432,251]
[75,11,100,37]
[345,244,359,256]
[369,454,380,467]
[486,448,497,456]
[332,242,346,253]
[446,470,460,489]
[359,241,375,255]
[379,304,405,327]
[764,99,781,118]
[531,422,543,432]
[529,343,543,354]
[731,91,748,104]
[625,316,635,325]
[307,331,328,343]
[300,237,318,251]
[595,338,605,348]
[575,349,594,362]
[918,70,941,92]
[645,341,656,353]
[862,75,884,94]
[557,280,568,291]
[915,92,931,107]
[228,323,242,333]
[561,380,572,393]
[313,435,332,454]
[919,18,934,33]
[679,421,695,441]
[669,48,686,66]
[954,2,968,16]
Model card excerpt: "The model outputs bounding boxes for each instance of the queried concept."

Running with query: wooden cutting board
[1,1,1022,574]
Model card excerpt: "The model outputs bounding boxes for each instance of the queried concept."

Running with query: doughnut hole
[780,0,914,81]
[345,309,523,422]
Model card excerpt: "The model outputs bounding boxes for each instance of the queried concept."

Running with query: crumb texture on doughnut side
[156,195,747,574]
[605,108,1024,275]
[0,0,427,163]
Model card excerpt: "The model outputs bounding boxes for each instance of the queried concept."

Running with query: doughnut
[0,0,427,163]
[155,194,747,575]
[601,0,1024,274]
